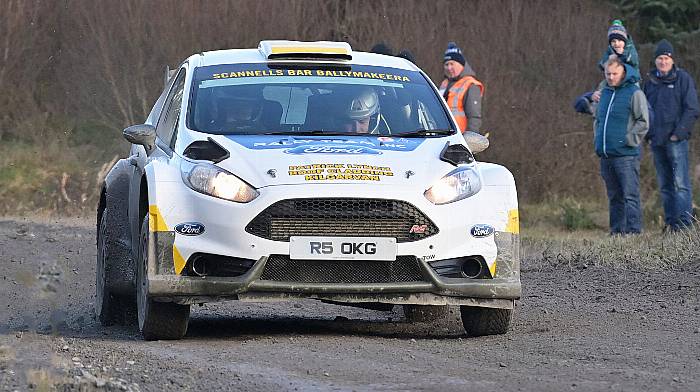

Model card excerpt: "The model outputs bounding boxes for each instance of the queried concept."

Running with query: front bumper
[146,182,521,308]
[148,231,521,308]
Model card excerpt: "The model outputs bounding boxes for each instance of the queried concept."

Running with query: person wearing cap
[438,42,484,134]
[643,39,700,231]
[597,19,639,72]
[595,56,649,235]
[592,20,640,103]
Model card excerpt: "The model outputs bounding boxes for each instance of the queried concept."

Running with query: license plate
[289,236,397,261]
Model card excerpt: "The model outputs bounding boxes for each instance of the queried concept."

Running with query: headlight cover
[424,166,482,205]
[181,160,259,203]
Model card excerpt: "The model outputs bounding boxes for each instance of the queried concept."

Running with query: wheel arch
[100,159,136,295]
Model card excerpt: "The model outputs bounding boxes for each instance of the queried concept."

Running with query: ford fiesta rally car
[96,41,520,340]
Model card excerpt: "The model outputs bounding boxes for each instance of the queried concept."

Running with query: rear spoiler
[164,66,177,87]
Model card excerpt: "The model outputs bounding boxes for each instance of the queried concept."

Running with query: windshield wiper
[391,129,456,138]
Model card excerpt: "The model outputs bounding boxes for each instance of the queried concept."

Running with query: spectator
[397,49,416,64]
[437,42,484,134]
[369,42,394,56]
[597,19,639,73]
[595,56,649,235]
[592,19,640,103]
[370,42,417,65]
[643,39,700,231]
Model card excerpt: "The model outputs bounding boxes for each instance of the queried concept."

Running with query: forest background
[1,0,699,231]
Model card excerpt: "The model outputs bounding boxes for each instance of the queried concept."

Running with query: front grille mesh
[260,255,425,283]
[246,198,438,242]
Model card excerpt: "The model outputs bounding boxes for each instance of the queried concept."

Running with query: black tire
[136,214,190,340]
[96,212,132,325]
[460,305,512,337]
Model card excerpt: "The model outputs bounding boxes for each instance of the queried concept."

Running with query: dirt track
[1,218,699,391]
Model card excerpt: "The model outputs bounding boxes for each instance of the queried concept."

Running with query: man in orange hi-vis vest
[438,42,484,134]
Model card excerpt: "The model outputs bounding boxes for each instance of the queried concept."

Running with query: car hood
[205,134,465,188]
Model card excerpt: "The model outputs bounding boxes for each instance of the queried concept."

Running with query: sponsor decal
[284,144,381,155]
[206,66,413,83]
[409,224,428,234]
[174,222,206,236]
[227,135,423,152]
[288,163,394,182]
[470,224,494,238]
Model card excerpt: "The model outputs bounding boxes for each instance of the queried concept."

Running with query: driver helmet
[336,88,381,133]
[218,85,263,128]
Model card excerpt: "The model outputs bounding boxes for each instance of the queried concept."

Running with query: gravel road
[1,218,699,391]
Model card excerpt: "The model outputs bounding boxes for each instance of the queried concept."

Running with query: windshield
[188,63,453,136]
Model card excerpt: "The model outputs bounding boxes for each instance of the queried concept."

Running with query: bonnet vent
[183,138,230,163]
[439,143,474,166]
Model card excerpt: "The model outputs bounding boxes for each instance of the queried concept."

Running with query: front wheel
[460,305,513,337]
[96,211,133,325]
[136,214,190,340]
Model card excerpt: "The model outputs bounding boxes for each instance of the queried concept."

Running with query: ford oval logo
[284,145,381,155]
[470,224,494,238]
[175,222,205,236]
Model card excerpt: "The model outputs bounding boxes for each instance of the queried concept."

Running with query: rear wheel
[460,305,512,337]
[136,214,190,340]
[96,211,132,325]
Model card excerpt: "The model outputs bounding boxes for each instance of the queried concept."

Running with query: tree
[615,0,700,43]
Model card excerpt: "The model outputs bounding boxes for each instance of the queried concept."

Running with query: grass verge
[522,225,700,271]
[0,119,128,216]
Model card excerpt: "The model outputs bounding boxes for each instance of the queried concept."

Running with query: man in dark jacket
[643,39,700,231]
[595,56,649,234]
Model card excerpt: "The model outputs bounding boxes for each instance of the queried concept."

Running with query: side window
[156,69,186,150]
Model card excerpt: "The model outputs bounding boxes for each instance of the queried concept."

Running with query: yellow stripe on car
[506,209,519,234]
[271,46,349,55]
[148,205,169,232]
[489,259,497,277]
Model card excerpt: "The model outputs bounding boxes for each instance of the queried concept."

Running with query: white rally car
[96,41,520,340]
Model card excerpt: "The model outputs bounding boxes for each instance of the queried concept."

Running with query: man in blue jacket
[643,39,700,231]
[595,56,649,234]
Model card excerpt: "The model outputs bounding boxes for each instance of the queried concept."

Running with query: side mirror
[123,124,156,151]
[462,131,489,154]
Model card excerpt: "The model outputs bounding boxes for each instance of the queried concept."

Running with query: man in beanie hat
[643,39,700,231]
[438,42,484,135]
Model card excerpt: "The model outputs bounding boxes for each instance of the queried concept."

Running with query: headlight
[424,166,482,204]
[181,160,259,203]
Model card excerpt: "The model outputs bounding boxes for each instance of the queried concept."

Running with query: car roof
[193,46,420,72]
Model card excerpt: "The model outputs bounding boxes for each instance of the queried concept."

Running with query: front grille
[260,255,425,283]
[246,198,438,242]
